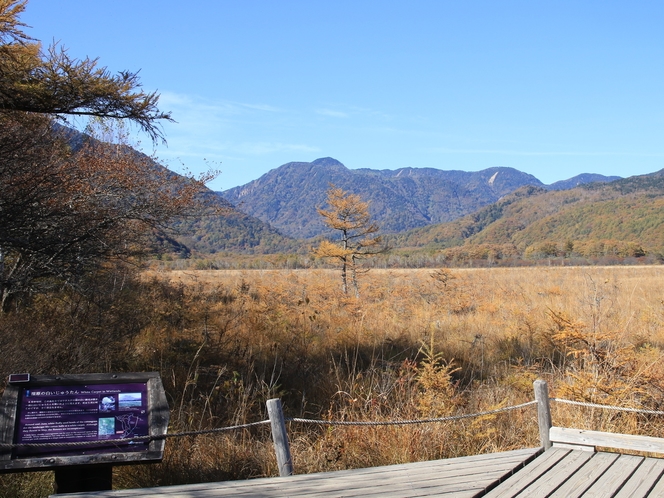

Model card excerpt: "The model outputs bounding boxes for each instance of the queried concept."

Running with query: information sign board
[0,373,169,472]
[16,381,149,457]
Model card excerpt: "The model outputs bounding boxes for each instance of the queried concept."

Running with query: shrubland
[4,265,664,495]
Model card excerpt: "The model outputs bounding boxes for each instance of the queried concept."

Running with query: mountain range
[219,158,620,239]
[172,161,664,262]
[385,171,664,262]
[57,127,658,263]
[58,125,663,263]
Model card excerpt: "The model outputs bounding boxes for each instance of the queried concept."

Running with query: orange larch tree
[313,185,383,297]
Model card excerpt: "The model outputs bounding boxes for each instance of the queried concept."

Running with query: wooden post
[267,398,293,476]
[534,380,552,450]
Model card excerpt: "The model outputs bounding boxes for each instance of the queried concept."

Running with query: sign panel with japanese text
[0,373,169,472]
[16,382,149,457]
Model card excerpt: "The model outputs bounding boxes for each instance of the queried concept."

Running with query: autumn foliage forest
[3,1,664,496]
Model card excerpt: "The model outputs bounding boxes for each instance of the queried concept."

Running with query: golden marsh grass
[7,265,664,494]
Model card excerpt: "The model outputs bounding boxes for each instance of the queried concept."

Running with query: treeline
[152,237,661,271]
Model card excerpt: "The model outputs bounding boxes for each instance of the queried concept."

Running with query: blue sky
[22,1,664,191]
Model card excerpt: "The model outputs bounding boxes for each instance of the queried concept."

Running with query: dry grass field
[5,265,664,495]
[116,265,664,488]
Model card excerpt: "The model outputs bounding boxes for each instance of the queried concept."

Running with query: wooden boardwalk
[485,447,664,497]
[61,446,664,497]
[38,381,664,496]
[61,448,540,497]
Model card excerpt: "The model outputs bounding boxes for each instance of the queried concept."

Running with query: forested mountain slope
[170,195,301,255]
[60,127,299,256]
[220,158,619,239]
[386,171,664,260]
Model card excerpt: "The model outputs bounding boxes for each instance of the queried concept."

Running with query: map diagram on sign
[115,414,141,438]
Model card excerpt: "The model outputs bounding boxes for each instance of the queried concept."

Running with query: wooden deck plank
[547,452,620,498]
[582,454,643,498]
[92,449,537,498]
[330,467,511,490]
[481,447,572,497]
[61,448,539,498]
[550,427,664,455]
[52,446,664,498]
[152,450,534,495]
[129,467,509,498]
[515,448,593,496]
[281,468,512,497]
[644,467,664,497]
[283,452,538,498]
[613,457,664,498]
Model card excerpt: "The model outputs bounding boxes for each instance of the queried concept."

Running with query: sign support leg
[54,464,113,493]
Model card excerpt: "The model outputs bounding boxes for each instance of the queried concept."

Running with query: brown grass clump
[3,265,664,495]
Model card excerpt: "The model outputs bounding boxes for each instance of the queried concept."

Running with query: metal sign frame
[0,372,169,472]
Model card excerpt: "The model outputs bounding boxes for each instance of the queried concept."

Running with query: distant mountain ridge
[387,169,664,261]
[60,127,642,259]
[220,158,620,239]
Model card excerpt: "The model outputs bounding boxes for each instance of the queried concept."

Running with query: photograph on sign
[15,382,150,457]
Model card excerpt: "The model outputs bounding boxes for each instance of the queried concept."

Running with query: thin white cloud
[314,105,392,121]
[316,108,349,118]
[159,91,285,118]
[241,103,282,112]
[346,105,392,120]
[155,137,319,160]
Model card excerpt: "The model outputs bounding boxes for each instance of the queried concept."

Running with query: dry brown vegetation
[4,265,664,495]
[129,266,664,483]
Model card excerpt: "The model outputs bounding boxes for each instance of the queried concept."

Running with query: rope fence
[4,390,664,460]
[0,400,538,450]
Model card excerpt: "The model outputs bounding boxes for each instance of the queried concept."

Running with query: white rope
[552,398,664,416]
[287,400,538,426]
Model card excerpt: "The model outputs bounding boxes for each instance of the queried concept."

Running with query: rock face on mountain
[220,158,619,239]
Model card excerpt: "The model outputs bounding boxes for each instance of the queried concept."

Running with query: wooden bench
[481,381,664,497]
[534,379,664,456]
[550,426,664,454]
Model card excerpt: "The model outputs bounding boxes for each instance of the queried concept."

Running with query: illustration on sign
[15,382,149,457]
